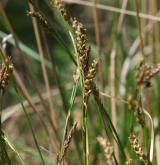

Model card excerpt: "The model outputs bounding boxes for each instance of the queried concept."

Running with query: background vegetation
[0,0,160,164]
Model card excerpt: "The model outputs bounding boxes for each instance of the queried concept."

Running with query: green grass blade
[14,86,46,165]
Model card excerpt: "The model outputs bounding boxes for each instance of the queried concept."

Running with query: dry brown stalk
[29,3,57,128]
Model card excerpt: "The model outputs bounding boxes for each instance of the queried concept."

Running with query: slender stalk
[4,134,25,165]
[59,81,78,164]
[92,0,104,95]
[29,3,57,127]
[40,29,69,114]
[109,44,118,161]
[134,0,145,58]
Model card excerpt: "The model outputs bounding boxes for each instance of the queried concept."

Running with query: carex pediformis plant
[51,0,98,164]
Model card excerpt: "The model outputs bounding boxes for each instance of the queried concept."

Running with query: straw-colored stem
[110,44,118,161]
[29,3,57,128]
[40,28,68,114]
[134,0,145,58]
[92,0,104,95]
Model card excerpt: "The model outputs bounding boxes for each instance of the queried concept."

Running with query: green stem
[82,103,89,165]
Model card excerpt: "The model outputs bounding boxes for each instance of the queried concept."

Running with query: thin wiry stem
[99,91,128,104]
[29,3,57,128]
[117,0,128,33]
[40,28,68,114]
[92,0,104,95]
[109,44,118,161]
[134,0,145,58]
[4,135,25,165]
[59,81,78,164]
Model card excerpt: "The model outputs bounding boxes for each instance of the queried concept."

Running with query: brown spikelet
[127,95,145,127]
[97,136,113,165]
[145,63,160,82]
[51,0,69,21]
[84,59,98,104]
[57,122,77,165]
[136,58,151,87]
[0,56,13,95]
[136,59,160,87]
[71,18,90,75]
[129,133,147,163]
[63,122,77,155]
[27,11,53,32]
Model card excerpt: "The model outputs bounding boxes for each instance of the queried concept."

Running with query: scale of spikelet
[0,57,13,95]
[51,0,69,20]
[129,133,147,163]
[84,59,98,105]
[72,18,90,75]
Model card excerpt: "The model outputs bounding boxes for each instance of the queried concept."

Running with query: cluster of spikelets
[97,136,113,165]
[128,57,160,128]
[0,56,13,95]
[136,58,160,87]
[51,0,91,74]
[129,132,148,163]
[83,59,98,105]
[71,18,90,75]
[127,94,145,127]
[51,0,98,101]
